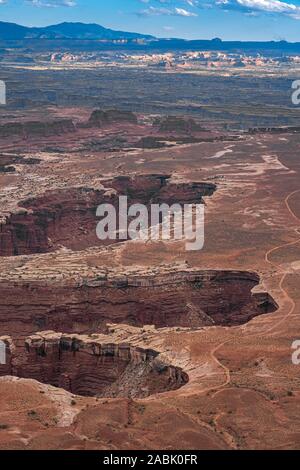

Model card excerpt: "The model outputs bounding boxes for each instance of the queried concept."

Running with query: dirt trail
[263,189,300,334]
[207,188,300,394]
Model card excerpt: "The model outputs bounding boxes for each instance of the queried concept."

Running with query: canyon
[0,175,216,256]
[0,267,277,338]
[0,105,299,450]
[1,329,188,398]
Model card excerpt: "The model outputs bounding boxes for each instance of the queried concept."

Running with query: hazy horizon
[1,0,300,42]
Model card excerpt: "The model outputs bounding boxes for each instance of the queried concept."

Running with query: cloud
[26,0,76,6]
[175,6,197,15]
[139,0,199,5]
[139,0,172,3]
[138,5,197,16]
[2,0,300,21]
[144,0,300,20]
[215,0,300,19]
[238,0,300,17]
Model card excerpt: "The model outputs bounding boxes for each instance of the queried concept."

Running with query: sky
[1,0,300,41]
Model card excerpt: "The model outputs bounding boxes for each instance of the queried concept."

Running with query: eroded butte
[0,110,299,450]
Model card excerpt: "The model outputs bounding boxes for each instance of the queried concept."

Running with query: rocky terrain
[0,264,277,338]
[0,107,299,450]
[0,174,215,256]
[2,328,188,399]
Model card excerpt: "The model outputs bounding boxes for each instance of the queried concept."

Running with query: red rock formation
[0,269,277,338]
[0,153,40,174]
[156,116,204,133]
[10,331,188,398]
[0,119,75,139]
[0,175,216,256]
[87,109,138,127]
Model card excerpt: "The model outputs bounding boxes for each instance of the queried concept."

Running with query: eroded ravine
[0,173,279,402]
[0,331,188,399]
[0,175,216,256]
[0,269,277,338]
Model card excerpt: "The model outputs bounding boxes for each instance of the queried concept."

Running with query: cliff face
[156,116,204,133]
[88,109,138,127]
[248,126,300,134]
[0,119,75,139]
[8,331,188,398]
[0,175,216,256]
[0,154,40,174]
[0,108,138,141]
[0,188,112,256]
[0,270,277,338]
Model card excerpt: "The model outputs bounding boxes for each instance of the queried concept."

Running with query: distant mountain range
[0,21,155,41]
[1,21,300,54]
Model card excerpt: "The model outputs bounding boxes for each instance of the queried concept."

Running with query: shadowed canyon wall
[0,175,216,256]
[3,333,188,398]
[0,270,277,338]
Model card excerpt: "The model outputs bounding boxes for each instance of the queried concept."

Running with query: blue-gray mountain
[0,21,154,41]
[1,21,300,53]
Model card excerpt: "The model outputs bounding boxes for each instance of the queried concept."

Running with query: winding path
[208,188,300,393]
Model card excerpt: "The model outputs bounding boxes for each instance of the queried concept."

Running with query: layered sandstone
[87,109,138,127]
[156,116,204,133]
[0,119,75,139]
[0,108,137,141]
[0,267,277,338]
[8,330,188,398]
[0,175,216,256]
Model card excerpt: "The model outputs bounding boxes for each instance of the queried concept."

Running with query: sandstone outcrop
[88,109,138,127]
[248,125,300,134]
[0,119,75,139]
[8,330,188,398]
[0,175,216,256]
[155,116,204,134]
[0,268,277,338]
